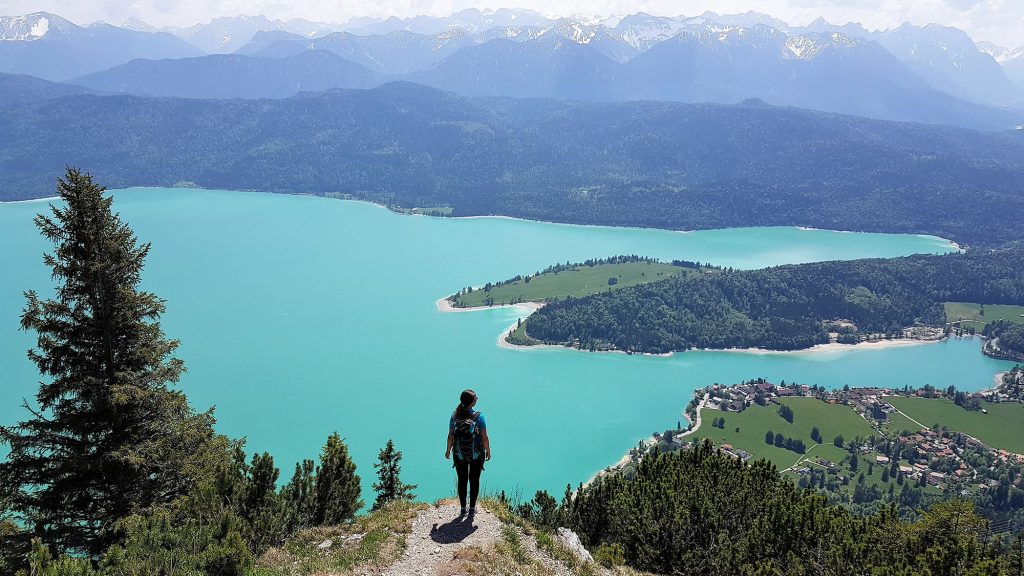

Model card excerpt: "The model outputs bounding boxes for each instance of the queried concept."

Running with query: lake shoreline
[3,190,962,255]
[441,291,954,356]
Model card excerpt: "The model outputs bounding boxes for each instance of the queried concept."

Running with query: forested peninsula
[517,248,1024,354]
[3,81,1024,246]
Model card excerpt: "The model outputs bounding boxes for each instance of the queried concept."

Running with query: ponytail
[453,388,477,419]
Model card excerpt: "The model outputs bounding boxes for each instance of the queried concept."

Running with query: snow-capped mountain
[168,15,292,53]
[283,18,340,38]
[611,13,690,51]
[977,42,1024,64]
[872,23,1022,105]
[0,12,200,80]
[344,8,553,36]
[120,17,159,33]
[796,17,869,39]
[0,8,1018,129]
[1,12,76,40]
[237,29,478,74]
[696,11,792,33]
[504,19,639,62]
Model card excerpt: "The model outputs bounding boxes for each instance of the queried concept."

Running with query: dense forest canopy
[557,441,1023,575]
[522,248,1024,353]
[2,82,1024,246]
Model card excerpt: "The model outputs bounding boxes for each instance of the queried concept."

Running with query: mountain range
[2,9,1024,129]
[0,12,199,80]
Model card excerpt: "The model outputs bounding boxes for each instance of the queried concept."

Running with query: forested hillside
[551,442,1024,575]
[2,83,1024,246]
[522,248,1024,353]
[0,72,95,105]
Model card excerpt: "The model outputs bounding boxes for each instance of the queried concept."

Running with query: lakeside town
[603,366,1024,511]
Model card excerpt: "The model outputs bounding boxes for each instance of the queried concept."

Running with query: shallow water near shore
[0,188,1012,501]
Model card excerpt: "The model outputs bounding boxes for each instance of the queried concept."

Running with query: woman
[446,389,491,515]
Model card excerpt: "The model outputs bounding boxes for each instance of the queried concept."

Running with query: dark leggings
[454,456,484,508]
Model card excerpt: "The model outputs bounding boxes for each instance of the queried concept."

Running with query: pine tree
[371,439,417,511]
[0,168,217,557]
[282,459,316,532]
[313,433,362,524]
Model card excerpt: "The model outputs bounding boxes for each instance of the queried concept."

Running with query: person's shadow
[430,514,479,544]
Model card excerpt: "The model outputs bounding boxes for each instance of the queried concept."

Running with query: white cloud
[0,0,1021,46]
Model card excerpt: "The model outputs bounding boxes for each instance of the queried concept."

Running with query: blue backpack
[453,412,481,460]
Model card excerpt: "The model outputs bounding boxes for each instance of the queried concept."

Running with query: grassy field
[878,408,923,437]
[693,398,875,470]
[945,302,1024,331]
[451,260,690,308]
[886,397,1024,454]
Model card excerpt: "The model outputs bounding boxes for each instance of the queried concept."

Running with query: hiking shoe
[459,506,466,516]
[468,507,476,516]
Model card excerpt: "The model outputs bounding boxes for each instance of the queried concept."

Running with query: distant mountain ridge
[0,72,96,104]
[72,27,1019,130]
[0,12,200,80]
[872,23,1023,106]
[73,51,378,98]
[1,82,1022,246]
[2,9,1023,127]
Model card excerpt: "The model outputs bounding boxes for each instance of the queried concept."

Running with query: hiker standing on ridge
[446,389,490,516]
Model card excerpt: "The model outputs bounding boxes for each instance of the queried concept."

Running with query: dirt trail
[379,503,505,576]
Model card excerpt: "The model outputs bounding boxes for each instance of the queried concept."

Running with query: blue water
[0,188,1011,502]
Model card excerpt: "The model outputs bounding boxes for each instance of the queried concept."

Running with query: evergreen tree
[282,459,316,532]
[240,452,286,554]
[313,433,362,524]
[0,168,217,557]
[372,439,416,511]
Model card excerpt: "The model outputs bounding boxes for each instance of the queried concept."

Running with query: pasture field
[886,397,1024,454]
[451,260,689,308]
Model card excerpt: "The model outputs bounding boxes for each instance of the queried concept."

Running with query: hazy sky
[1,0,1022,46]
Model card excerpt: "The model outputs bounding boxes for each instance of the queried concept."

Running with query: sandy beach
[439,295,952,356]
[704,337,945,355]
[435,296,544,314]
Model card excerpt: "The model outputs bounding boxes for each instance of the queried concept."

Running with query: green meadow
[945,302,1024,331]
[886,397,1024,454]
[693,398,875,470]
[450,260,690,307]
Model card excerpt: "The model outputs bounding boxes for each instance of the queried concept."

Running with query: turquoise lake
[0,188,1014,502]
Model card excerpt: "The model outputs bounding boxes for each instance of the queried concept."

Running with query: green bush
[593,543,625,568]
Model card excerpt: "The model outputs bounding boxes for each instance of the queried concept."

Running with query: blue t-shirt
[450,410,486,458]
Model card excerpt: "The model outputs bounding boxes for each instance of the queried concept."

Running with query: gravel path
[380,503,505,576]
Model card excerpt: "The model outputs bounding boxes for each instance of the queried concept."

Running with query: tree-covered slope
[522,248,1024,353]
[0,73,95,105]
[564,442,1015,575]
[2,83,1024,246]
[73,51,380,99]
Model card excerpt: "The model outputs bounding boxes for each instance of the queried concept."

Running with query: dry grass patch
[251,501,426,576]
